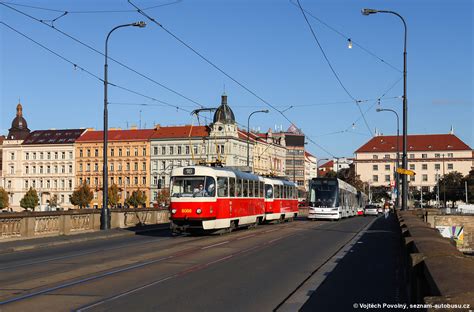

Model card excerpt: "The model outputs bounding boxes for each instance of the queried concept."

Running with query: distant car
[357,207,364,216]
[364,204,378,216]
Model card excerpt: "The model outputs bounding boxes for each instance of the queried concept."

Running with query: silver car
[364,204,378,216]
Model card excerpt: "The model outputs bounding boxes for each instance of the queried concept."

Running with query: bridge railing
[398,210,474,307]
[0,208,170,242]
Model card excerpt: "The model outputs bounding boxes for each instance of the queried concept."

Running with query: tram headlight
[171,209,177,214]
[196,208,202,214]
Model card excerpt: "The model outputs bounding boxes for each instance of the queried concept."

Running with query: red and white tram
[169,166,266,234]
[263,177,298,222]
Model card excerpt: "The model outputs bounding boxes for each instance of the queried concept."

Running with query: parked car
[356,207,364,216]
[364,204,378,216]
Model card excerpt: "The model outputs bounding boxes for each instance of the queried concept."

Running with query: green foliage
[439,171,465,207]
[463,169,474,204]
[126,189,147,208]
[20,187,39,211]
[48,194,58,208]
[336,164,367,193]
[156,188,170,207]
[108,184,120,208]
[0,187,9,209]
[371,186,390,203]
[70,184,93,209]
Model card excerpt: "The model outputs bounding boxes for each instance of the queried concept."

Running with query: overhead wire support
[0,1,204,108]
[127,0,336,158]
[295,0,373,137]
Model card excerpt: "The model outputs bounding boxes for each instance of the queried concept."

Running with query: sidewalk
[301,213,407,311]
[0,223,169,254]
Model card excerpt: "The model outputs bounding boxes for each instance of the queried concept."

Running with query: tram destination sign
[396,167,416,176]
[183,168,195,175]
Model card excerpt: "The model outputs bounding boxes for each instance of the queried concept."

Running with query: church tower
[7,102,31,140]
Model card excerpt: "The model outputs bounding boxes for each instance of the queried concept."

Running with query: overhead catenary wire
[0,1,204,108]
[0,0,182,14]
[0,21,213,124]
[295,0,373,137]
[289,0,402,74]
[127,0,336,158]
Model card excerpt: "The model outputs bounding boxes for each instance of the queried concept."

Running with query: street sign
[396,167,416,176]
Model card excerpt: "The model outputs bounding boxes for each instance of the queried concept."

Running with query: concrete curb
[0,224,170,255]
[277,216,378,312]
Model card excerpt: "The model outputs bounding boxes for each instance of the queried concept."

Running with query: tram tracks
[0,220,312,309]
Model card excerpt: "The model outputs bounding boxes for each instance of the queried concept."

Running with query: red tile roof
[76,126,210,143]
[151,125,209,139]
[355,134,472,153]
[77,129,156,142]
[320,160,334,168]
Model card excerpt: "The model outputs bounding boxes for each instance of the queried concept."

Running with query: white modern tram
[308,177,365,220]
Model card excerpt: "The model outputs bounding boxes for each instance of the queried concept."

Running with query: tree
[325,170,337,178]
[70,183,93,209]
[156,188,170,208]
[20,187,39,211]
[0,187,9,210]
[371,186,390,204]
[108,184,120,208]
[126,189,147,208]
[439,171,465,207]
[463,169,474,204]
[336,164,366,193]
[48,194,58,208]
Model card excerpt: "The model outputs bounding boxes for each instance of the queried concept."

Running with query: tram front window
[310,180,337,207]
[171,176,216,197]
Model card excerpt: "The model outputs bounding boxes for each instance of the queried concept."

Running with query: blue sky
[1,0,472,159]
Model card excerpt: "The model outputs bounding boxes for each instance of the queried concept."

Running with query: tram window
[229,178,236,197]
[249,181,254,197]
[260,182,264,197]
[243,180,248,197]
[274,185,279,198]
[205,177,216,197]
[253,181,258,197]
[285,186,288,199]
[236,179,242,197]
[217,177,228,197]
[265,184,273,199]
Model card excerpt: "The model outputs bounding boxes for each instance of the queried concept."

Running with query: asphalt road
[0,216,375,312]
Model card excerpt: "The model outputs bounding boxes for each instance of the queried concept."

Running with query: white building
[2,129,85,211]
[354,133,473,191]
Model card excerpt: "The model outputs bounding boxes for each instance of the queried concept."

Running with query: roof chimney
[130,124,138,130]
[154,124,161,130]
[449,125,454,134]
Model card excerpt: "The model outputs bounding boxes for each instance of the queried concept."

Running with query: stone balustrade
[0,208,169,242]
[398,210,474,309]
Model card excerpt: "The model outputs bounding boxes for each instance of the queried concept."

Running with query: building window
[79,163,83,172]
[25,165,29,174]
[24,180,29,189]
[384,154,390,159]
[86,163,90,172]
[61,152,66,159]
[111,149,115,157]
[95,149,99,157]
[39,166,44,174]
[142,177,146,185]
[134,162,138,171]
[142,162,146,171]
[87,149,91,157]
[119,148,123,156]
[373,165,378,171]
[422,174,428,182]
[409,164,415,170]
[110,163,114,171]
[126,149,130,157]
[169,146,174,155]
[118,163,122,171]
[409,154,415,159]
[9,165,14,174]
[435,164,440,170]
[33,152,37,160]
[422,164,428,170]
[143,147,146,156]
[447,153,453,158]
[53,152,58,159]
[161,161,166,170]
[421,154,427,159]
[372,175,378,182]
[447,163,453,170]
[69,151,73,159]
[94,163,98,172]
[69,165,73,173]
[126,163,130,171]
[47,166,51,174]
[118,177,123,185]
[186,146,190,155]
[134,148,138,156]
[385,164,390,171]
[385,175,390,182]
[162,146,166,155]
[153,147,158,155]
[79,150,83,157]
[153,176,158,185]
[134,177,138,185]
[435,153,440,158]
[25,152,29,160]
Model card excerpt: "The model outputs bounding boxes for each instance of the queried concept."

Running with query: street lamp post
[376,108,400,208]
[362,8,408,210]
[246,110,269,169]
[102,21,146,230]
